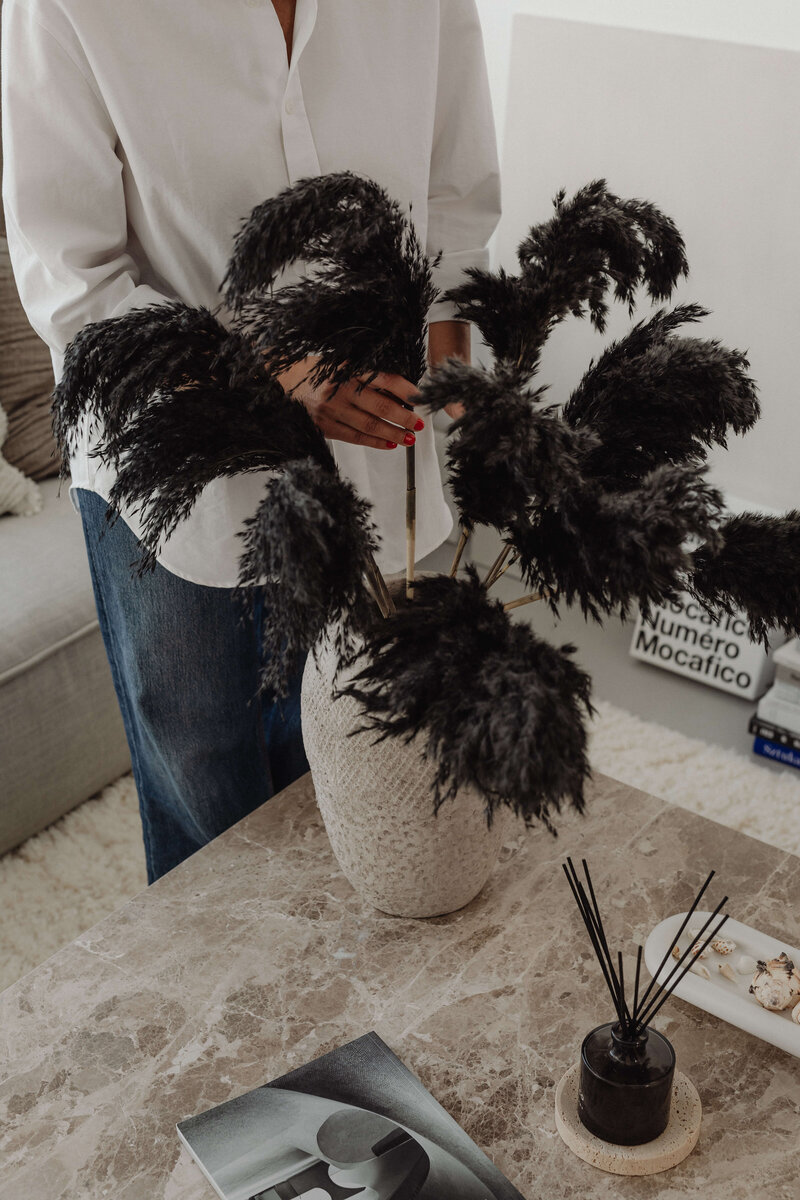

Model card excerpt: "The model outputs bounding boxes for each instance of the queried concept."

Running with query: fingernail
[386,440,398,449]
[403,433,416,446]
[413,418,425,432]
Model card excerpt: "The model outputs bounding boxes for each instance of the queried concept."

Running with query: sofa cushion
[0,235,59,482]
[0,477,131,853]
[0,398,43,516]
[0,478,99,680]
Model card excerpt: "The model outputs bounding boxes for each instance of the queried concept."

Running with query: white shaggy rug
[2,699,799,994]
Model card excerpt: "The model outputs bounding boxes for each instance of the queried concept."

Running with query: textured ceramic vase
[301,630,513,918]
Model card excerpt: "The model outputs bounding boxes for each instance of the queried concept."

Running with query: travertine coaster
[554,1065,702,1176]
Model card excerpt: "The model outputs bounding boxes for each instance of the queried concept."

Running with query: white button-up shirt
[2,0,501,583]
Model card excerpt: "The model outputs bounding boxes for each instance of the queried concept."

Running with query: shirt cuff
[427,245,490,324]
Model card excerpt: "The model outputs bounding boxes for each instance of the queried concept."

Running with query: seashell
[690,962,711,980]
[688,927,701,939]
[718,962,737,983]
[711,938,736,955]
[749,952,800,1012]
[689,940,711,959]
[736,954,758,976]
[792,1001,800,1025]
[671,945,681,960]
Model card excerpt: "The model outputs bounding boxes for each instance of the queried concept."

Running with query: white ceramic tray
[643,912,800,1058]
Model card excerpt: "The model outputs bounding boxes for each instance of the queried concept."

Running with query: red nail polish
[386,440,398,449]
[413,418,425,432]
[403,432,416,446]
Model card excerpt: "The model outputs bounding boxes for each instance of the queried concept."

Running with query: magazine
[177,1030,526,1200]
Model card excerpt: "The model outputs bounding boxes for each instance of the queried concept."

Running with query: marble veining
[1,773,799,1198]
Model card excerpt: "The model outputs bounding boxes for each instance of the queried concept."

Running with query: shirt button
[285,98,295,115]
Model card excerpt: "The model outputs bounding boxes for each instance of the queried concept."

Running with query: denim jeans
[75,488,308,883]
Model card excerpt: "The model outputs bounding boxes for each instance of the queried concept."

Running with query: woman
[2,0,501,881]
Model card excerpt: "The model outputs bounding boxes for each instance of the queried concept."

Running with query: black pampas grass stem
[237,458,380,697]
[445,180,688,373]
[449,524,472,578]
[224,173,436,607]
[341,569,592,824]
[406,443,416,601]
[691,511,800,646]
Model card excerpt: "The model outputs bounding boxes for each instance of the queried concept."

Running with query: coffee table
[1,772,798,1198]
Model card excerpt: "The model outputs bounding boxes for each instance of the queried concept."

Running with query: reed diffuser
[564,859,728,1146]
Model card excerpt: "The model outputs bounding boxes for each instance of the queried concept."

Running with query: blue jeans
[76,488,308,883]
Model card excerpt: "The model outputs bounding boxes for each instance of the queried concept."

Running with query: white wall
[475,1,800,143]
[473,3,800,513]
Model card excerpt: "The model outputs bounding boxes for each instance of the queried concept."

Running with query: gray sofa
[0,476,131,856]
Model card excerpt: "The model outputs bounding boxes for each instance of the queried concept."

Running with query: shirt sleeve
[1,3,174,377]
[425,0,502,325]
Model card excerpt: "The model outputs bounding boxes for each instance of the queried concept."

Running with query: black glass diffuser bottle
[564,858,729,1147]
[578,1021,675,1145]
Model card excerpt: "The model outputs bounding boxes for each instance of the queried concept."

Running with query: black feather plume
[223,172,411,300]
[563,305,760,485]
[105,374,333,571]
[512,465,724,621]
[690,512,800,645]
[52,303,231,469]
[446,180,688,371]
[237,459,379,697]
[339,569,593,826]
[418,358,598,530]
[241,267,433,389]
[224,172,437,385]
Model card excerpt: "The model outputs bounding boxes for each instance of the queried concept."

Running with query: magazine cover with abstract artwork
[177,1031,525,1200]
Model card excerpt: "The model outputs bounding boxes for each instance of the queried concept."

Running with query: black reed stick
[633,903,729,1034]
[569,858,628,1026]
[634,896,727,1030]
[632,869,715,1023]
[632,944,643,1024]
[582,858,633,1028]
[562,863,626,1028]
[633,912,729,1036]
[564,859,729,1040]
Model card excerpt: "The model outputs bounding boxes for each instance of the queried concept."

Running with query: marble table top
[2,772,799,1199]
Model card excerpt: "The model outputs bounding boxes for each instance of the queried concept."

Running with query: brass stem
[484,544,512,588]
[488,553,518,588]
[367,554,395,616]
[405,444,416,602]
[365,572,390,619]
[449,526,471,578]
[504,591,544,611]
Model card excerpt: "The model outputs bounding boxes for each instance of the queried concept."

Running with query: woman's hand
[277,356,424,450]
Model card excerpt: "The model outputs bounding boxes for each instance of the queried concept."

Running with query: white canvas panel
[499,16,800,512]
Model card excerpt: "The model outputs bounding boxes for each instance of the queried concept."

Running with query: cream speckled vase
[301,630,513,918]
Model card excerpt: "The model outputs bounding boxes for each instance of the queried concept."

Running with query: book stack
[749,639,800,770]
